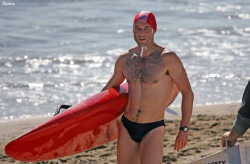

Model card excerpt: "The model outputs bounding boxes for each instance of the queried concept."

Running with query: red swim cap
[133,11,157,32]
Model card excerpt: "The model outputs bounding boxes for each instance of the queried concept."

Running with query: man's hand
[174,130,188,151]
[221,131,238,148]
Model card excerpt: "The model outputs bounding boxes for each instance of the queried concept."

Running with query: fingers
[174,131,188,151]
[221,132,230,148]
[221,138,226,148]
[174,140,187,151]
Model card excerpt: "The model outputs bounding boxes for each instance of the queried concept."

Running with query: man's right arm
[102,54,126,91]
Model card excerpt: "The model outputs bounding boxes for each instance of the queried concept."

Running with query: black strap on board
[54,105,72,116]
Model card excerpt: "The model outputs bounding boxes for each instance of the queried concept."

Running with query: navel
[136,109,141,122]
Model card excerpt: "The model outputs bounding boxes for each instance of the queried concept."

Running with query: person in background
[221,80,250,147]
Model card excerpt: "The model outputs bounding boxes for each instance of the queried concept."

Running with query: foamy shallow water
[0,0,250,119]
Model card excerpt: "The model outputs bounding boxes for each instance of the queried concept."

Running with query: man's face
[133,21,154,47]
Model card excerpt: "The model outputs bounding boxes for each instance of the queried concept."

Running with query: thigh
[139,126,165,164]
[117,122,140,164]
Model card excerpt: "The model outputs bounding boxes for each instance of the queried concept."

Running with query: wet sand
[1,103,249,164]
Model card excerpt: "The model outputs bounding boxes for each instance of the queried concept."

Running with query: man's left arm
[167,52,194,151]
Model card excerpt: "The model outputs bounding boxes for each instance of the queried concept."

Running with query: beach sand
[1,103,250,164]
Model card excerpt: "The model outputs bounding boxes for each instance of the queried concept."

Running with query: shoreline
[165,102,241,120]
[0,102,241,123]
[1,102,250,164]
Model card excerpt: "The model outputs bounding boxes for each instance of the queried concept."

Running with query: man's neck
[138,42,155,57]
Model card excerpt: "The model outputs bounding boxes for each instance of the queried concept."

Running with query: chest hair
[124,53,165,84]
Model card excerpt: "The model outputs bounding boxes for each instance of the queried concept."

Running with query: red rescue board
[5,82,179,162]
[5,83,129,162]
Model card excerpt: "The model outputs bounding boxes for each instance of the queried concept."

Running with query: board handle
[54,105,72,116]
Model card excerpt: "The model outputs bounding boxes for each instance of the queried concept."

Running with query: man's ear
[152,28,156,35]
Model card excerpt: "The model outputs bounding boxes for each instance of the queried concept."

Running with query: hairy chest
[123,54,166,84]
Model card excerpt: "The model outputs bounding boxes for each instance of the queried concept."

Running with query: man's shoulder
[116,49,134,64]
[161,48,178,61]
[117,51,130,60]
[160,48,182,65]
[128,46,137,54]
[162,48,176,56]
[154,44,176,56]
[118,47,137,58]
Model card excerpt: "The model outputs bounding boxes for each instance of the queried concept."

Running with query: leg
[139,126,165,164]
[117,122,140,164]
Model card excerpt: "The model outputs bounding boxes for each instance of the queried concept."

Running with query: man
[102,11,193,163]
[221,80,250,148]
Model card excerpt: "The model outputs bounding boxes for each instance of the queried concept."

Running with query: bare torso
[121,46,177,123]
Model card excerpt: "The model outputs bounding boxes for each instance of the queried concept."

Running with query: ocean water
[0,0,250,120]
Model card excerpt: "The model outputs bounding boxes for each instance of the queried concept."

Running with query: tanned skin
[102,21,194,164]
